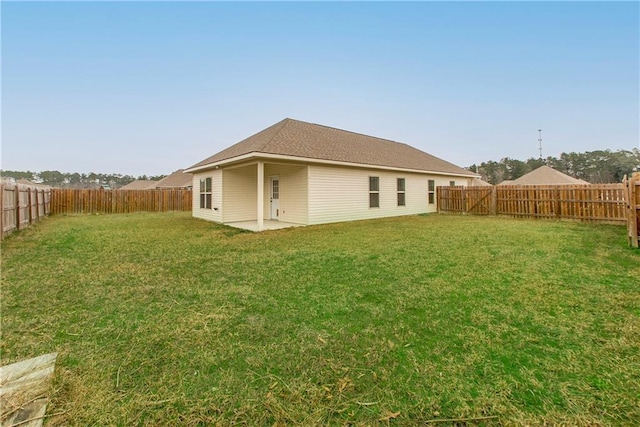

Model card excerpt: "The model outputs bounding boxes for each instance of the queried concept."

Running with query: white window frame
[369,176,380,208]
[200,177,212,209]
[397,178,406,206]
[428,179,435,205]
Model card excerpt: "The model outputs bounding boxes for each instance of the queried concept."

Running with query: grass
[1,212,639,426]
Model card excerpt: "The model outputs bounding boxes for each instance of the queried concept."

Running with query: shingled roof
[119,180,158,190]
[187,118,475,177]
[504,165,590,185]
[156,169,193,189]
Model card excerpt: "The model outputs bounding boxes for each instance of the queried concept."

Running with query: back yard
[1,213,639,425]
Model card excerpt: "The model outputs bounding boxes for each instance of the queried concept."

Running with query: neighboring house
[499,165,590,185]
[119,180,159,190]
[185,118,478,231]
[155,169,193,190]
[119,171,192,190]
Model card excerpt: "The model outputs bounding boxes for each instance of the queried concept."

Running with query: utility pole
[538,129,543,160]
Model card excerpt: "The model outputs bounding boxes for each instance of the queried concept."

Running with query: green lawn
[2,212,639,425]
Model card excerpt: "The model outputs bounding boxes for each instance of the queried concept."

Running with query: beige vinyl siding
[264,164,308,224]
[223,165,257,222]
[192,170,222,223]
[308,165,430,225]
[213,170,223,217]
[191,161,475,227]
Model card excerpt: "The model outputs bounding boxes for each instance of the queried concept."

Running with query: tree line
[468,149,640,185]
[0,170,167,189]
[2,148,638,188]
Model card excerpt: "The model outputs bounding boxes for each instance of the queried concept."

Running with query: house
[184,118,478,231]
[498,165,590,185]
[155,169,193,190]
[119,180,159,190]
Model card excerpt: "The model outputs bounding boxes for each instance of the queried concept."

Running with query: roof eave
[184,152,479,178]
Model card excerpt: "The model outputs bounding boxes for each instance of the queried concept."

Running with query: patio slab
[225,220,302,232]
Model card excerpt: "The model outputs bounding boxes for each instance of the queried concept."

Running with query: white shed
[184,118,478,231]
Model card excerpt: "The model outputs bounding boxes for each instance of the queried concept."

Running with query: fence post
[15,185,21,230]
[40,189,45,217]
[461,187,467,214]
[629,173,639,248]
[35,188,39,221]
[28,187,33,225]
[33,188,38,222]
[490,186,497,215]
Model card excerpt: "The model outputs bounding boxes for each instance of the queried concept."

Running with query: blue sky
[2,1,638,176]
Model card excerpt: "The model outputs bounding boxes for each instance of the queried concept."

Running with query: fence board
[1,182,51,239]
[438,184,628,224]
[50,188,192,215]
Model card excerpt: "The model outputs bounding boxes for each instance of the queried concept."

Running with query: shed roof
[504,165,590,185]
[187,118,475,177]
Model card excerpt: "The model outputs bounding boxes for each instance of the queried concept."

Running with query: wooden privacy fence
[437,184,627,223]
[50,188,192,215]
[625,173,640,248]
[1,182,51,239]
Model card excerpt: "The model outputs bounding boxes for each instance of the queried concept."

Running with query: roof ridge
[260,118,293,150]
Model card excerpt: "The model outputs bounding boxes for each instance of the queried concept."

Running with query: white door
[270,176,280,220]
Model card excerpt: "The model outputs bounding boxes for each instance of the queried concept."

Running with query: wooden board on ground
[0,353,57,427]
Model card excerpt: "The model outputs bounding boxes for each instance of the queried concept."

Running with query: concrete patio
[225,220,303,232]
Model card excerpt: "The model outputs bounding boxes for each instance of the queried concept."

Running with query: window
[199,177,212,209]
[428,179,435,204]
[369,176,379,208]
[450,181,456,187]
[397,178,405,206]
